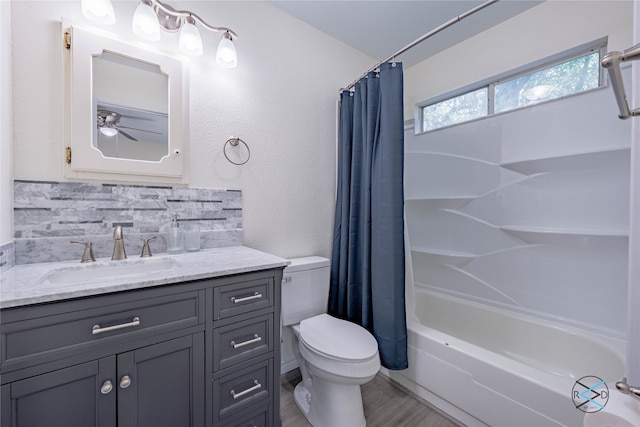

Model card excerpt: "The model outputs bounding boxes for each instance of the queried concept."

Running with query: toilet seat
[299,314,379,362]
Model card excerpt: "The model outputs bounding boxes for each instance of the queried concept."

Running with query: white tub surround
[0,246,288,309]
[405,71,631,338]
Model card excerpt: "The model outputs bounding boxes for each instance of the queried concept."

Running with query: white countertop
[0,246,289,309]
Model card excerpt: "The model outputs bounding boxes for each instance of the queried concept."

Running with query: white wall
[9,0,374,259]
[0,1,13,246]
[404,0,633,120]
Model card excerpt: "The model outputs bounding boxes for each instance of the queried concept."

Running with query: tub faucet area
[111,225,127,260]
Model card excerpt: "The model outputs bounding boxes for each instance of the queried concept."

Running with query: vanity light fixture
[216,32,238,69]
[178,16,203,57]
[132,0,161,41]
[81,0,238,67]
[132,0,237,66]
[81,0,115,25]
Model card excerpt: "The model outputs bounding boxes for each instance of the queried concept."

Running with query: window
[419,42,605,133]
[422,87,488,132]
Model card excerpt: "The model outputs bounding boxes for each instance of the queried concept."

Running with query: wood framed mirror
[64,24,188,183]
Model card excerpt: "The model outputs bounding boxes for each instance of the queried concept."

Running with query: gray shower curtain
[329,62,407,370]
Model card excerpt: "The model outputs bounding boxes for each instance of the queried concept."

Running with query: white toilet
[282,256,380,427]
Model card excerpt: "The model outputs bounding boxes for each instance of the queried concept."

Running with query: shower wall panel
[406,69,632,336]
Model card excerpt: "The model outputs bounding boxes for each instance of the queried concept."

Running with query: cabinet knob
[120,375,132,389]
[100,380,114,394]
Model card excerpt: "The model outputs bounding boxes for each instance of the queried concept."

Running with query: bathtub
[385,288,626,427]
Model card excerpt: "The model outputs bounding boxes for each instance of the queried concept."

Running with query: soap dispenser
[167,215,184,254]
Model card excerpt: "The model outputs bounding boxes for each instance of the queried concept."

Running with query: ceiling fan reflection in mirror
[97,109,161,141]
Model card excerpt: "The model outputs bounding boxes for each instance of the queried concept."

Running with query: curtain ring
[224,137,250,165]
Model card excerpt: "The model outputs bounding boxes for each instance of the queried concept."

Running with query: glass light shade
[81,0,115,25]
[216,34,237,68]
[99,127,118,137]
[132,2,161,41]
[178,21,203,56]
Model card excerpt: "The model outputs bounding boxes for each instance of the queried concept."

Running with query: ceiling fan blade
[118,130,138,141]
[118,114,154,121]
[116,125,162,135]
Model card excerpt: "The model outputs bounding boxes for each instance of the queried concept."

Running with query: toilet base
[293,377,367,427]
[293,382,312,418]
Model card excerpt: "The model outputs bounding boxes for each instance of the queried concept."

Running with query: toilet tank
[281,256,331,326]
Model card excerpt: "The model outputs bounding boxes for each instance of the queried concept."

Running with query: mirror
[64,24,188,182]
[93,52,169,161]
[95,102,168,161]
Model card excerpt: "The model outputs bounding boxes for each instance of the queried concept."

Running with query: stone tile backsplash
[0,241,15,272]
[13,180,243,264]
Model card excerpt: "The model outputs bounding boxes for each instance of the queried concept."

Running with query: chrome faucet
[112,225,127,260]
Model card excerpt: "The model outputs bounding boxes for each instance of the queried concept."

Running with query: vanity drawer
[219,403,270,427]
[213,313,273,371]
[213,358,273,423]
[1,290,202,370]
[213,277,274,320]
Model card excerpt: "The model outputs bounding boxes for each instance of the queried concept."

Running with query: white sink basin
[38,258,182,285]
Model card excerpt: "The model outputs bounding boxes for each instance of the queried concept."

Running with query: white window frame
[415,38,608,134]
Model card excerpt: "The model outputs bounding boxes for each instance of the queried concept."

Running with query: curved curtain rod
[343,0,499,91]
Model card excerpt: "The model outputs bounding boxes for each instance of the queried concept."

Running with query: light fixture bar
[83,0,238,66]
[151,0,238,39]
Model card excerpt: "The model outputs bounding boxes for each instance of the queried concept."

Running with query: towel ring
[223,137,250,165]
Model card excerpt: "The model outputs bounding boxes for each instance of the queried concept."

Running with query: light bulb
[216,33,237,69]
[100,127,118,137]
[132,1,161,42]
[81,0,115,25]
[179,18,203,56]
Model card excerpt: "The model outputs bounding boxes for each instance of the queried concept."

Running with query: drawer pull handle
[92,317,140,335]
[100,380,113,394]
[230,334,262,349]
[230,292,262,304]
[230,380,261,400]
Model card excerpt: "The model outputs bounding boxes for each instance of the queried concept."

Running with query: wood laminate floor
[280,370,463,427]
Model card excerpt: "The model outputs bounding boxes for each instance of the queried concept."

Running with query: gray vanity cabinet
[209,273,281,427]
[1,357,116,427]
[116,334,205,426]
[1,334,203,427]
[0,283,206,427]
[0,267,283,427]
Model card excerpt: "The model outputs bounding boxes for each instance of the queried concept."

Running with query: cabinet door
[117,333,205,427]
[1,357,116,427]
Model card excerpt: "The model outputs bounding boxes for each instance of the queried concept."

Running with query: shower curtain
[329,62,407,370]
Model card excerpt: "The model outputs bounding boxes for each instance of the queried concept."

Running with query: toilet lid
[299,314,379,361]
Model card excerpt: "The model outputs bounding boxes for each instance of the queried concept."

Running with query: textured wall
[0,1,13,247]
